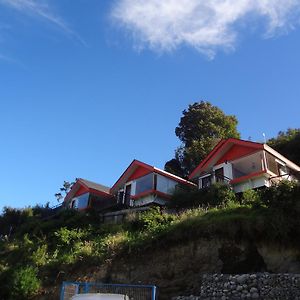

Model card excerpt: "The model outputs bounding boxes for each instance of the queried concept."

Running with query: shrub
[31,244,49,266]
[11,266,41,299]
[170,183,237,209]
[260,180,300,213]
[54,227,86,246]
[0,207,33,236]
[127,207,177,233]
[241,189,261,206]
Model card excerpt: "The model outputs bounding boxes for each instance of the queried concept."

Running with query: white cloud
[111,0,300,58]
[0,0,87,46]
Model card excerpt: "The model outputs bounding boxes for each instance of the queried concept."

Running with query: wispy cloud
[0,0,87,46]
[0,52,25,67]
[111,0,300,58]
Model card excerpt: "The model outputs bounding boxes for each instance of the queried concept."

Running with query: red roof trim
[110,160,154,193]
[131,189,172,200]
[111,159,195,193]
[64,178,111,202]
[230,170,266,184]
[189,138,264,179]
[189,139,227,179]
[64,181,79,202]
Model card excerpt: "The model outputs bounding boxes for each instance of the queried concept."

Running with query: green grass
[1,182,300,299]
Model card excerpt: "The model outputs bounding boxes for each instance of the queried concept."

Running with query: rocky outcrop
[101,238,300,299]
[38,238,300,299]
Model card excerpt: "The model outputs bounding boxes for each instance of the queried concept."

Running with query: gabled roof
[79,178,110,194]
[189,138,300,179]
[189,138,264,179]
[110,159,195,194]
[64,178,111,202]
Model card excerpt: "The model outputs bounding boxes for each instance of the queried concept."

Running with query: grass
[0,182,299,299]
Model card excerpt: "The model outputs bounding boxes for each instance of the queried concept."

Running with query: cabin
[110,159,196,207]
[189,138,300,193]
[64,178,116,211]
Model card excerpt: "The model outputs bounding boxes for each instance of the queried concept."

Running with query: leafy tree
[55,180,74,202]
[268,128,300,166]
[165,101,240,177]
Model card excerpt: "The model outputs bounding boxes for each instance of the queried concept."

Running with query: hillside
[0,181,300,299]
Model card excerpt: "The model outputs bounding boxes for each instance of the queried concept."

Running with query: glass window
[156,175,177,194]
[266,153,279,175]
[118,190,124,204]
[135,173,153,195]
[201,176,212,188]
[73,193,90,209]
[279,164,287,176]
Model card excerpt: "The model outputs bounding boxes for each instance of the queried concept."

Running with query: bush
[54,227,86,246]
[126,207,177,233]
[11,266,41,299]
[31,244,49,266]
[241,189,261,206]
[170,183,237,209]
[260,180,300,213]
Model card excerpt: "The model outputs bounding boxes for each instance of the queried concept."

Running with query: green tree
[165,101,240,177]
[55,180,74,202]
[268,128,300,166]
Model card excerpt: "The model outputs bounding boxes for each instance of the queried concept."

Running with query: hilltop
[0,181,300,299]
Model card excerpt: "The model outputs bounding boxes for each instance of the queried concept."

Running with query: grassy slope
[0,197,299,299]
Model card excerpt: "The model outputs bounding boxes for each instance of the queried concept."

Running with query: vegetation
[268,128,300,166]
[55,180,75,202]
[0,181,299,299]
[165,101,240,177]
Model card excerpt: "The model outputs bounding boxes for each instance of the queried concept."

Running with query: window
[278,164,287,176]
[201,175,212,188]
[73,193,90,209]
[156,175,177,194]
[135,174,154,194]
[266,152,279,175]
[214,168,224,182]
[118,190,124,204]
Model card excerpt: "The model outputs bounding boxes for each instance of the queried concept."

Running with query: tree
[165,101,240,177]
[268,128,300,166]
[55,180,74,202]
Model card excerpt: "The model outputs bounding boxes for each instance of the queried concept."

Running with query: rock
[252,292,259,299]
[236,285,243,292]
[250,287,258,294]
[237,275,248,284]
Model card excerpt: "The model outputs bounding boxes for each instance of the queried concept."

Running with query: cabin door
[124,184,131,206]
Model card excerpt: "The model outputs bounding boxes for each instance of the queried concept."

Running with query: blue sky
[0,0,300,211]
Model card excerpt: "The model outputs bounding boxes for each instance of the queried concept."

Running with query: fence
[60,282,157,300]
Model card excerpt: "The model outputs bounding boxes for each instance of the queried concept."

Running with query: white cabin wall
[232,176,268,193]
